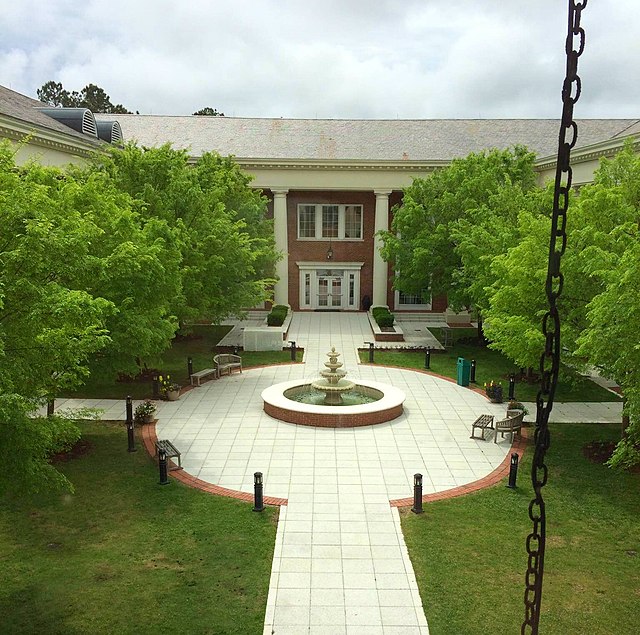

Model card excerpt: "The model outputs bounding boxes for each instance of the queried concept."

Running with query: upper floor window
[297,204,363,240]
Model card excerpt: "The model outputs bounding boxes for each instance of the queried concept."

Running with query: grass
[401,423,640,635]
[0,421,278,635]
[360,328,621,402]
[65,324,302,399]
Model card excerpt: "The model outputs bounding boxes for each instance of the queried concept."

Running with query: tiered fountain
[261,346,405,428]
[311,347,355,405]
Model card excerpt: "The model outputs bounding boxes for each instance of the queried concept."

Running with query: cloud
[0,0,637,118]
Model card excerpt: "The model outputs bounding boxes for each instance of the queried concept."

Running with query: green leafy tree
[193,107,225,116]
[380,146,537,308]
[91,143,278,326]
[36,81,132,113]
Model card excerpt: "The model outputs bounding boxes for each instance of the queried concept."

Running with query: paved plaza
[53,313,623,635]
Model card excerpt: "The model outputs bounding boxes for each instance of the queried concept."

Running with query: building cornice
[0,114,102,158]
[535,132,640,170]
[234,157,449,172]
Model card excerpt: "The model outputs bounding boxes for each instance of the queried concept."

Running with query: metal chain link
[521,2,587,633]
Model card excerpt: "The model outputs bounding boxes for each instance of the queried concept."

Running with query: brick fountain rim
[261,379,405,428]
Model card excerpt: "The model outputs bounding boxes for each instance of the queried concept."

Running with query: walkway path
[49,313,624,635]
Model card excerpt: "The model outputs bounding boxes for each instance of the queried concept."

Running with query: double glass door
[317,274,343,308]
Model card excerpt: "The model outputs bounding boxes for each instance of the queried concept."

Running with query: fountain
[261,346,405,428]
[311,347,355,405]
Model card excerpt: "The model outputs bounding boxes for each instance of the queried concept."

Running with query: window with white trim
[297,204,363,240]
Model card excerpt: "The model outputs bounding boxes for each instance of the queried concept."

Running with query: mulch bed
[583,440,640,473]
[51,438,93,464]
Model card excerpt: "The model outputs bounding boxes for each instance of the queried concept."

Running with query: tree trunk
[621,396,630,440]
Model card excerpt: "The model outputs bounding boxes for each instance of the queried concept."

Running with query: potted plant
[159,374,181,401]
[507,399,529,423]
[484,380,503,403]
[134,400,157,424]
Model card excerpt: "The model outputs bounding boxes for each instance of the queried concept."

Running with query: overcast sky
[1,0,638,119]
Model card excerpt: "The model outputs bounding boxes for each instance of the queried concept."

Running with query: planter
[490,398,503,404]
[166,389,181,401]
[136,413,154,425]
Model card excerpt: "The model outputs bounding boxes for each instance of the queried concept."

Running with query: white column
[372,190,391,306]
[272,189,289,306]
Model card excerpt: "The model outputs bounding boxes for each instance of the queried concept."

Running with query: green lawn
[401,423,640,635]
[0,421,278,635]
[65,324,302,399]
[360,328,620,402]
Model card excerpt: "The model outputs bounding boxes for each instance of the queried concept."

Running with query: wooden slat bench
[155,439,182,470]
[470,414,495,440]
[214,354,242,377]
[190,367,218,386]
[494,411,524,443]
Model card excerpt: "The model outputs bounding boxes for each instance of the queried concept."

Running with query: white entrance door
[317,274,343,309]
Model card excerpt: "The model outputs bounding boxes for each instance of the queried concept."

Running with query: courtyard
[49,313,624,634]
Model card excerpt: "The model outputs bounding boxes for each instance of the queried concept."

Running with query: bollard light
[126,395,136,453]
[158,449,169,485]
[508,374,516,400]
[364,341,375,363]
[187,356,194,380]
[424,348,431,370]
[152,374,160,400]
[234,345,239,356]
[288,340,296,362]
[507,453,519,489]
[47,399,55,417]
[253,472,265,512]
[470,359,477,383]
[411,473,424,514]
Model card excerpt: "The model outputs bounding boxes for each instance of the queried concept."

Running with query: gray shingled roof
[96,114,638,162]
[0,85,101,145]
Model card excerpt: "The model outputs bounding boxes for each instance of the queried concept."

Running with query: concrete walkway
[49,313,624,635]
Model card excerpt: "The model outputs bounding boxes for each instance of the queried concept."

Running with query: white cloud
[0,0,637,118]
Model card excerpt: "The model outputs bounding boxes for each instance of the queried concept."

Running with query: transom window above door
[297,204,363,240]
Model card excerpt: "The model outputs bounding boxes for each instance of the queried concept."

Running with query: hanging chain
[521,2,587,633]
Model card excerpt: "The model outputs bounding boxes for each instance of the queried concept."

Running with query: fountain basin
[262,379,405,428]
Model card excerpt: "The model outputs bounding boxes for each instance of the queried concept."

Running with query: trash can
[456,357,471,387]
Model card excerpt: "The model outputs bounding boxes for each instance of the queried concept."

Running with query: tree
[193,107,224,116]
[380,146,538,309]
[36,81,132,113]
[88,143,279,327]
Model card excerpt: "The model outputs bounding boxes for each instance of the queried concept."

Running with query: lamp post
[253,472,265,512]
[509,374,516,400]
[126,396,136,453]
[364,341,375,363]
[288,340,296,362]
[470,359,477,383]
[158,449,169,485]
[424,347,431,369]
[412,473,424,514]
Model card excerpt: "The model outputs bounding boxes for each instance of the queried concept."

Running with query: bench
[155,439,182,470]
[190,367,218,386]
[470,414,495,440]
[494,411,524,443]
[214,354,242,377]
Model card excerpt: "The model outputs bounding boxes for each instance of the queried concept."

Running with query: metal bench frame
[155,439,182,470]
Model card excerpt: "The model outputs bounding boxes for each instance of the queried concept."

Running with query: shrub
[267,304,288,326]
[371,306,395,328]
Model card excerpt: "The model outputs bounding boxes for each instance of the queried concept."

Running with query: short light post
[187,357,193,381]
[233,345,239,356]
[158,448,169,485]
[152,374,160,400]
[289,340,296,362]
[365,341,375,363]
[470,359,477,383]
[411,473,424,514]
[126,395,136,453]
[424,347,431,370]
[253,472,265,512]
[47,399,55,417]
[507,453,519,489]
[508,374,516,400]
